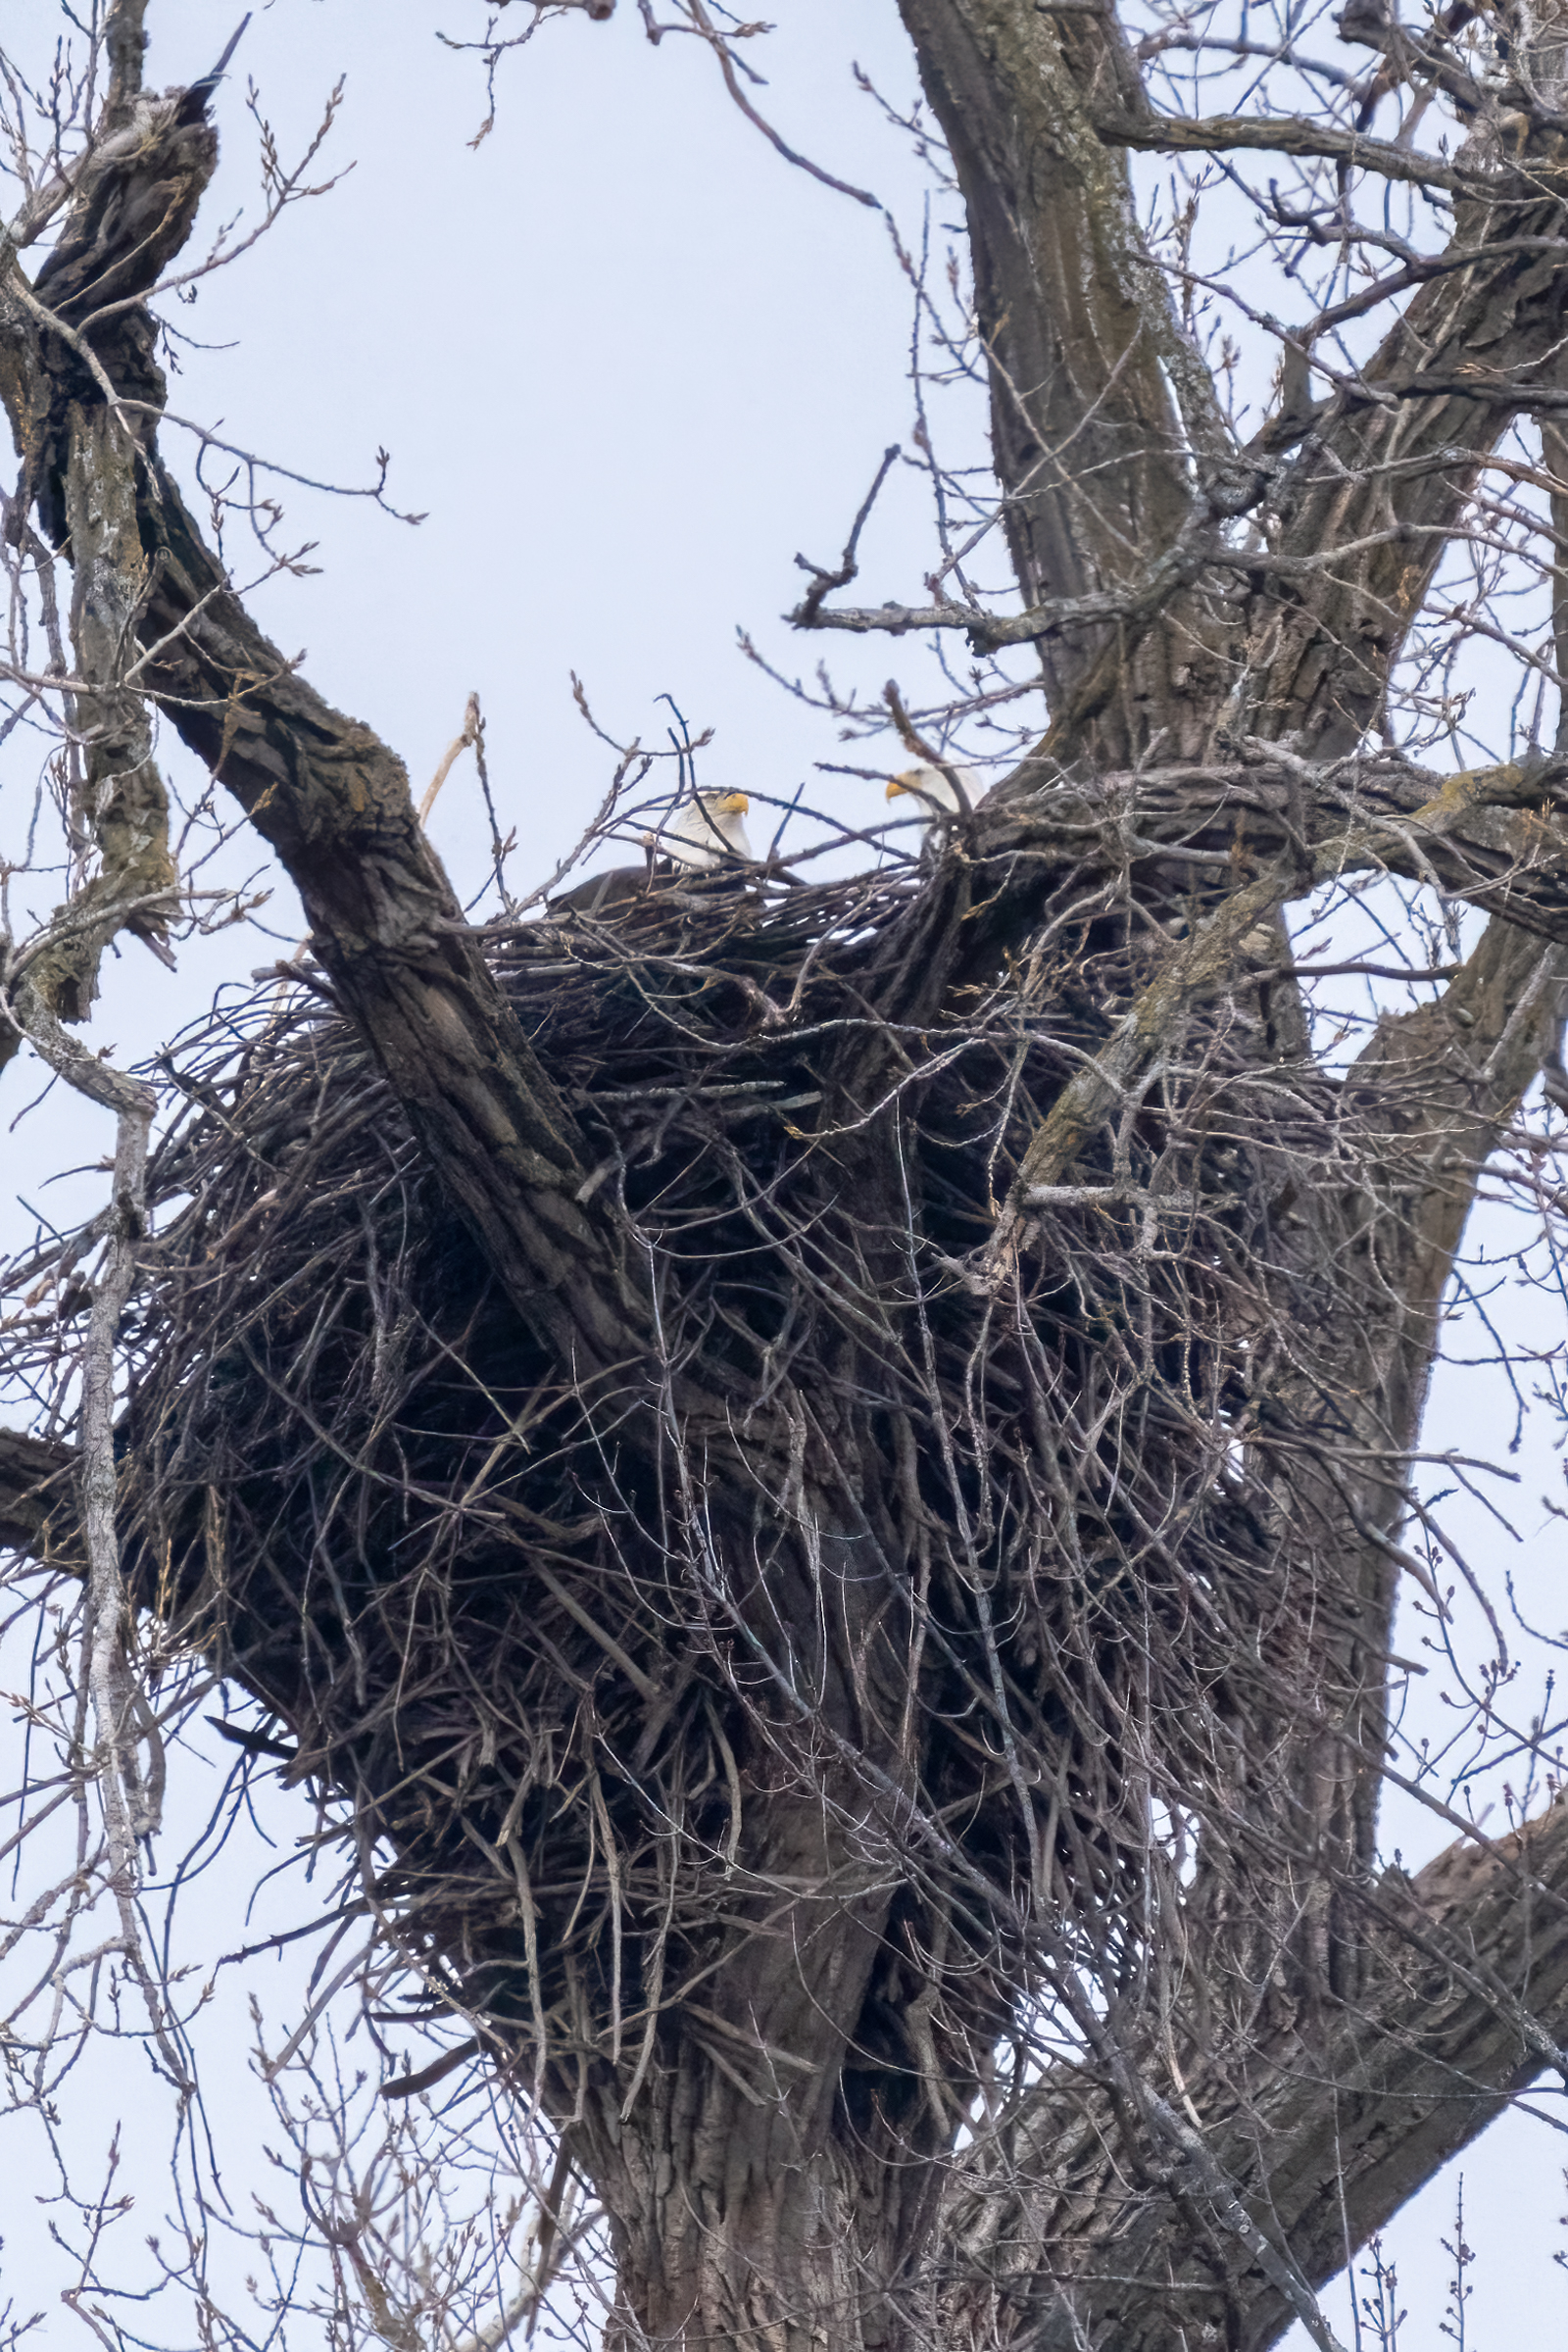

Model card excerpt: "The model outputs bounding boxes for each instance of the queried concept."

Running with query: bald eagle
[550,790,755,916]
[884,763,981,845]
[647,790,754,870]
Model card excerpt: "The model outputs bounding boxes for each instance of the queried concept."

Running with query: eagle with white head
[646,790,755,871]
[550,790,755,916]
[884,763,981,839]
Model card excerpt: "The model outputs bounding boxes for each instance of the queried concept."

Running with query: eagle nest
[108,850,1352,2114]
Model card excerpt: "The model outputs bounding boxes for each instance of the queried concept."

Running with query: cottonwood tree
[4,1,1568,2347]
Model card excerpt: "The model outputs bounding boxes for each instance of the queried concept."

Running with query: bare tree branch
[896,0,1241,765]
[945,1796,1568,2352]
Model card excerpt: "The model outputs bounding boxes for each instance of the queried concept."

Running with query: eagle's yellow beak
[710,792,750,813]
[885,772,918,801]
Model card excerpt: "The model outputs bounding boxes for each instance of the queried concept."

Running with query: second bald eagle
[885,764,981,846]
[550,790,755,916]
[648,790,754,870]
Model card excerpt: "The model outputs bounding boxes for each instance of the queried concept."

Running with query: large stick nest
[113,848,1357,2110]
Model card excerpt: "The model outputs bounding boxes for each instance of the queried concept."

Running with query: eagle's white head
[648,790,755,872]
[885,763,980,825]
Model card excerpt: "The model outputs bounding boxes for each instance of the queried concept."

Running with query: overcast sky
[3,3,1566,2342]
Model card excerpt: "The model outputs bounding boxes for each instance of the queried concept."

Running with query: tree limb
[127,455,662,1403]
[1248,156,1568,751]
[942,1796,1568,2352]
[1102,103,1478,191]
[895,0,1240,763]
